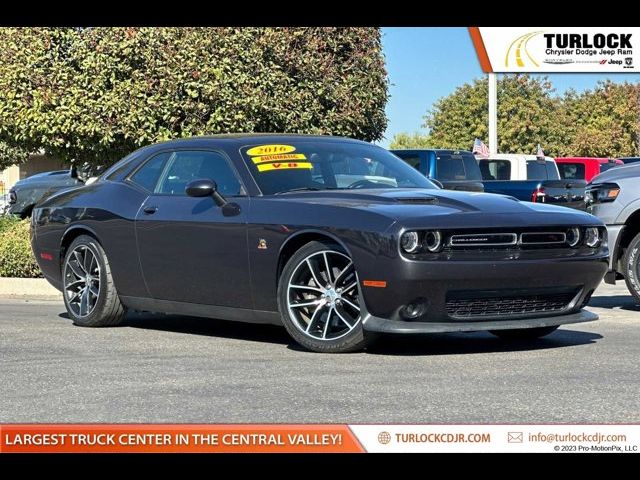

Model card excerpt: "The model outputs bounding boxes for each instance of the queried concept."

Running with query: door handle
[143,206,158,215]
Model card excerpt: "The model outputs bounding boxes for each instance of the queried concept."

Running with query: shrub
[0,218,42,278]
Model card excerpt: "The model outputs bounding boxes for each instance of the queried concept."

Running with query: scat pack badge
[258,239,268,250]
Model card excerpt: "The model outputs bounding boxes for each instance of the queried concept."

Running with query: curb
[0,277,62,299]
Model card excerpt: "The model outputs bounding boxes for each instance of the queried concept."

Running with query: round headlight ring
[585,227,600,248]
[401,231,420,253]
[425,230,443,253]
[566,227,581,248]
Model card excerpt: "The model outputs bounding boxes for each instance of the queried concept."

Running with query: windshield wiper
[274,187,339,195]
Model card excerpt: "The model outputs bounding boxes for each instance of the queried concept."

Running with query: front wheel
[490,326,559,340]
[622,232,640,303]
[277,241,370,353]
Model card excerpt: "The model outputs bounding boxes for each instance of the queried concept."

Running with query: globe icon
[378,431,391,444]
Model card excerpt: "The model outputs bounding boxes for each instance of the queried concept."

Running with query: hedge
[0,216,42,278]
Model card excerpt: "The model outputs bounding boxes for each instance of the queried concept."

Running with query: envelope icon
[508,432,523,443]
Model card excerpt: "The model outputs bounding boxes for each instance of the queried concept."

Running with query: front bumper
[363,309,598,334]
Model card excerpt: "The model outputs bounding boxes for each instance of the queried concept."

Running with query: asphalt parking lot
[1,281,638,424]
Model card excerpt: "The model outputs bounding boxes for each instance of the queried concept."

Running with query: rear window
[526,160,559,180]
[557,162,585,180]
[435,152,482,181]
[479,160,511,180]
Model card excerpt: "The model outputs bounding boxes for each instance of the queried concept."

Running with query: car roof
[147,133,369,148]
[556,157,621,164]
[484,154,555,162]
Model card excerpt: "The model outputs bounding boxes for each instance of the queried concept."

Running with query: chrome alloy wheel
[287,250,361,340]
[63,245,101,318]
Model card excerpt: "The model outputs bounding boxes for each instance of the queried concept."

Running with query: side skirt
[119,296,282,326]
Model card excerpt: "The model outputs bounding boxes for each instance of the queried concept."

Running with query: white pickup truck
[477,154,587,210]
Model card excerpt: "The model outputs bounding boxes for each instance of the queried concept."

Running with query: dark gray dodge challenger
[31,135,608,352]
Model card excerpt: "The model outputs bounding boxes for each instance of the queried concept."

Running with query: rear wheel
[62,235,126,327]
[277,241,370,353]
[490,326,559,340]
[622,232,640,303]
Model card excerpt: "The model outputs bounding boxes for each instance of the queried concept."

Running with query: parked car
[8,168,82,218]
[390,149,484,192]
[619,157,640,165]
[556,157,623,183]
[32,135,607,353]
[478,154,587,210]
[586,163,640,301]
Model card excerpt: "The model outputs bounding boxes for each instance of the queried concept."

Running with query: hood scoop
[395,196,439,205]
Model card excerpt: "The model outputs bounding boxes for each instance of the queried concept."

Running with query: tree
[0,142,30,171]
[389,131,433,149]
[562,81,640,157]
[0,27,388,167]
[423,74,563,155]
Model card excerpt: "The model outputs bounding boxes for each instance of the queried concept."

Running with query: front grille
[445,288,579,319]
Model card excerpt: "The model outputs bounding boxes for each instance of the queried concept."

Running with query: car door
[133,149,251,307]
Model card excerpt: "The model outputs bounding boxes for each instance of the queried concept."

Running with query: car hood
[274,188,600,227]
[590,162,640,184]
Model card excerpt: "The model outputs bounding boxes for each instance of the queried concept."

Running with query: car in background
[619,157,640,165]
[31,134,607,353]
[7,163,103,218]
[556,157,623,183]
[390,149,484,192]
[586,163,640,302]
[478,154,586,210]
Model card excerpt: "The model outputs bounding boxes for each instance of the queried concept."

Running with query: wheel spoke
[334,306,353,328]
[89,284,99,297]
[341,281,358,294]
[305,303,326,333]
[322,307,334,339]
[290,299,323,308]
[289,284,324,294]
[323,252,332,284]
[73,250,87,275]
[83,249,94,274]
[89,254,97,275]
[306,259,324,288]
[334,261,353,285]
[69,259,85,278]
[79,288,89,316]
[66,279,85,290]
[341,297,361,312]
[67,290,81,304]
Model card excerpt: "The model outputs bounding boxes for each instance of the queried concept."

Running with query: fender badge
[258,239,268,250]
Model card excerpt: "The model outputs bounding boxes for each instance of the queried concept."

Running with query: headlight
[400,231,420,253]
[566,227,581,248]
[425,231,443,252]
[586,183,620,204]
[585,227,601,248]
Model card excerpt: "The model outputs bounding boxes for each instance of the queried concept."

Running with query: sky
[380,27,640,147]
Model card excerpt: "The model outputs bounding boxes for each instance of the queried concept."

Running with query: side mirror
[185,178,227,207]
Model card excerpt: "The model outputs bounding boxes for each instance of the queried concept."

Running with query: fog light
[401,231,420,253]
[566,227,581,247]
[585,227,600,248]
[401,301,427,319]
[425,230,443,252]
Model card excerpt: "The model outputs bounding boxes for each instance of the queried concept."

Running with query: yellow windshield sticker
[252,153,307,164]
[246,144,296,156]
[257,162,312,172]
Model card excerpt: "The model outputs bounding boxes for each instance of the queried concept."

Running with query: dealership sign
[469,27,640,72]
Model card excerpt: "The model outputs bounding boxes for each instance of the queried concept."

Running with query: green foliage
[422,74,640,157]
[0,218,42,278]
[0,142,31,170]
[0,27,388,167]
[389,131,434,149]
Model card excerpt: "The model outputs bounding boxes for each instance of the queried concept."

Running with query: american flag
[472,138,489,158]
[536,143,545,159]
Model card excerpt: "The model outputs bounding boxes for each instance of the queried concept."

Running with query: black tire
[277,240,370,353]
[62,235,127,327]
[490,326,559,340]
[623,232,640,304]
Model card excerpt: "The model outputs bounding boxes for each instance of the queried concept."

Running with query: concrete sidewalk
[0,277,61,299]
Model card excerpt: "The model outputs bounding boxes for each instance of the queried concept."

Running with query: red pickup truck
[555,157,623,183]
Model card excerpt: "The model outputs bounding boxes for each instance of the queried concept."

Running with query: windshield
[240,140,437,195]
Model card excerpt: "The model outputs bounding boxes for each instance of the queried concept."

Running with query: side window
[481,160,511,180]
[130,152,171,191]
[526,160,548,180]
[156,150,242,196]
[557,163,584,180]
[395,154,421,171]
